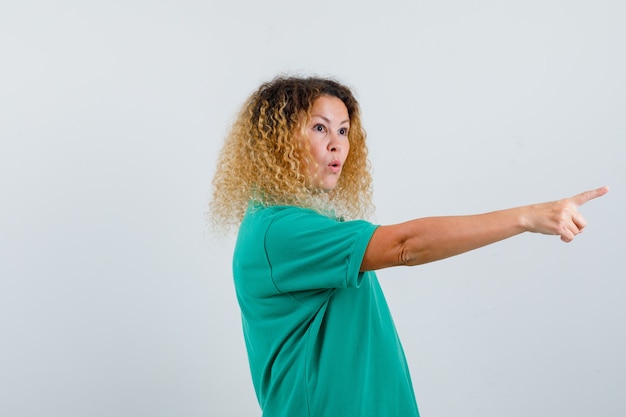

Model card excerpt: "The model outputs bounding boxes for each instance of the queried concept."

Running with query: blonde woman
[210,76,607,417]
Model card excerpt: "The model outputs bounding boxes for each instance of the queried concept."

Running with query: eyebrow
[311,114,350,125]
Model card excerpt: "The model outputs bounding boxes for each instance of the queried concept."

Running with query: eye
[338,127,349,136]
[313,124,326,133]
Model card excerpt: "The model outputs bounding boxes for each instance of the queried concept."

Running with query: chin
[310,175,340,192]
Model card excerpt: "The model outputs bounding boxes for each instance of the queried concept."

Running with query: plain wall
[1,1,625,416]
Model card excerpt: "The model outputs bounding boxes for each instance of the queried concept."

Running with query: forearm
[396,207,528,266]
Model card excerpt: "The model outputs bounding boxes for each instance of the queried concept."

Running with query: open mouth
[328,160,341,173]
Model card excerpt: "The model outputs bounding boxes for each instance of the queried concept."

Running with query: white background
[1,1,625,416]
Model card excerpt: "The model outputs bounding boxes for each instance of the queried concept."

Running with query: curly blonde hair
[209,75,374,231]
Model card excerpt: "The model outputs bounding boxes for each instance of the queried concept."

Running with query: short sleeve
[264,208,378,293]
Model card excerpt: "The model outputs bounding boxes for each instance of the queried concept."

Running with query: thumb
[570,186,610,207]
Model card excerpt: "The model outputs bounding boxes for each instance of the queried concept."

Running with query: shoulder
[268,207,378,250]
[241,204,317,228]
[241,204,377,242]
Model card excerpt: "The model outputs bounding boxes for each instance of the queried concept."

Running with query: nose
[328,133,342,152]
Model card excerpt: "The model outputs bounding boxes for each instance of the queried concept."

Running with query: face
[303,95,350,191]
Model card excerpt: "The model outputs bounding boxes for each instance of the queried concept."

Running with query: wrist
[516,205,534,233]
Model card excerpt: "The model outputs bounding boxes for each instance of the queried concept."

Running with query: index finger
[570,186,610,206]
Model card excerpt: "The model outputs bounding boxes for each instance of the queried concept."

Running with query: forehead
[309,95,349,120]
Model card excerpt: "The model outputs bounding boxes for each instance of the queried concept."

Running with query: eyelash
[313,124,349,136]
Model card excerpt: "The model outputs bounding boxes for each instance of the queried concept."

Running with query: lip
[328,160,342,174]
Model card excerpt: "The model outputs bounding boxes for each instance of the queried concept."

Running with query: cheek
[341,141,350,162]
[308,141,325,162]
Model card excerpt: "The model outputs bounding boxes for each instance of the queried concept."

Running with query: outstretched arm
[361,186,609,271]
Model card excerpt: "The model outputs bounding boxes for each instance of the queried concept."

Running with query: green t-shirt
[233,205,420,417]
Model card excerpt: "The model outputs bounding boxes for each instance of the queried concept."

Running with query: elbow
[399,245,421,266]
[399,237,439,266]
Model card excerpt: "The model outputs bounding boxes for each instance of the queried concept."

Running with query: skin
[303,97,610,272]
[304,95,350,191]
[360,186,609,271]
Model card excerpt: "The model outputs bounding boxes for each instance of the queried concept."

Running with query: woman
[209,76,607,417]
